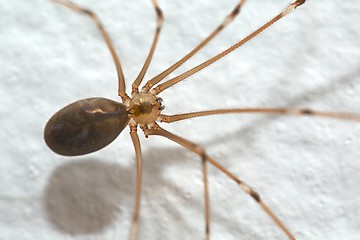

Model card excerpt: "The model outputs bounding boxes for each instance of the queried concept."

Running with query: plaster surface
[1,1,360,240]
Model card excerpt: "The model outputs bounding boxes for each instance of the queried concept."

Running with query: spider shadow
[43,158,134,235]
[141,144,265,238]
[42,143,264,238]
[204,66,360,162]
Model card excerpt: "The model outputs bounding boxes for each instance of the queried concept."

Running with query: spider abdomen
[44,98,129,156]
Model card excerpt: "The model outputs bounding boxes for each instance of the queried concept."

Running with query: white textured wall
[1,0,360,239]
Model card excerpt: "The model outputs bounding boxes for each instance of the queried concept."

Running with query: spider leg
[152,0,306,95]
[143,0,247,91]
[159,107,360,123]
[129,124,143,240]
[51,0,129,101]
[132,0,164,94]
[148,125,296,240]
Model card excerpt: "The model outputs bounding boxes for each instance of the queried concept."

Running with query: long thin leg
[129,125,143,240]
[159,108,360,123]
[52,0,129,101]
[142,0,247,91]
[141,123,211,239]
[131,0,164,94]
[147,125,296,240]
[152,0,306,94]
[202,147,210,240]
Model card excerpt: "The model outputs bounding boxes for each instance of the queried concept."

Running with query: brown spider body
[44,98,129,156]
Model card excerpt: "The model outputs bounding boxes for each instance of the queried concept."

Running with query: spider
[43,0,360,239]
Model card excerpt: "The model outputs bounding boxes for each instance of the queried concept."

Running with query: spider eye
[44,98,130,156]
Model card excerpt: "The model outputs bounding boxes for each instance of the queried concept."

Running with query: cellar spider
[43,0,360,239]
